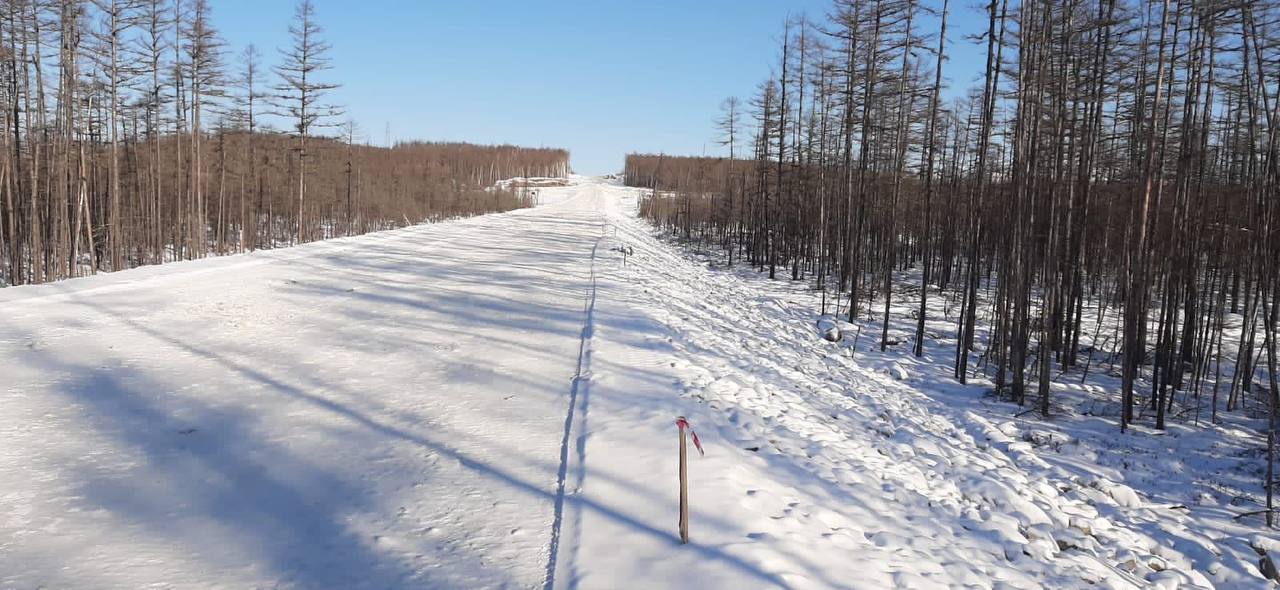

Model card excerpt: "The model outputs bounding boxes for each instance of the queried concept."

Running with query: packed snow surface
[1,176,1275,588]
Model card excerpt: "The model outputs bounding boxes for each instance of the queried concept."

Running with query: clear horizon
[215,0,990,176]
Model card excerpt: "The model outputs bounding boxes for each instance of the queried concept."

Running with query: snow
[2,190,605,588]
[2,175,1276,588]
[817,318,843,342]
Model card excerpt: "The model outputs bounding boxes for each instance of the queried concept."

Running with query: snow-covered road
[2,177,1268,589]
[1,183,612,588]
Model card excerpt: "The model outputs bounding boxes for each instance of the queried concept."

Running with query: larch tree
[629,0,1280,526]
[90,0,142,271]
[273,0,341,245]
[716,96,741,265]
[181,0,222,257]
[0,0,567,288]
[236,42,265,250]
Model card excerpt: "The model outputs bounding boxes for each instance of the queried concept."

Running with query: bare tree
[179,0,223,257]
[273,0,341,244]
[236,43,265,249]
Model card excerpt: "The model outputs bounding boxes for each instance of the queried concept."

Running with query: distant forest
[0,0,570,287]
[628,0,1279,447]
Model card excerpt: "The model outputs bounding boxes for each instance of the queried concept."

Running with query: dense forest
[0,0,569,287]
[631,0,1280,508]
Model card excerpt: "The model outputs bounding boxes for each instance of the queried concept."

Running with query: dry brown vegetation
[630,0,1279,440]
[0,0,570,286]
[633,0,1280,523]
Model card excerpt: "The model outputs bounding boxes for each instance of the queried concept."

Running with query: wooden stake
[679,425,689,544]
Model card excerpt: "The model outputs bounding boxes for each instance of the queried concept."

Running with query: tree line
[630,0,1280,454]
[0,0,570,287]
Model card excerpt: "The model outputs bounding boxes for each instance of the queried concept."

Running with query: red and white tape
[675,416,704,456]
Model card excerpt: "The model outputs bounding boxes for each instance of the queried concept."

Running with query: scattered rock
[1261,554,1280,582]
[1089,478,1143,508]
[1108,483,1143,508]
[1024,538,1058,561]
[1068,516,1093,536]
[817,319,842,342]
[1023,524,1056,544]
[1250,535,1280,556]
[1055,528,1090,552]
[1145,570,1186,590]
[1116,549,1141,572]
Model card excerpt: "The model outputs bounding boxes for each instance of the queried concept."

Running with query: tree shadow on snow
[14,235,790,590]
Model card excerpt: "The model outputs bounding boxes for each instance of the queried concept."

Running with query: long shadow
[257,262,731,519]
[20,350,464,589]
[8,200,795,587]
[32,260,786,590]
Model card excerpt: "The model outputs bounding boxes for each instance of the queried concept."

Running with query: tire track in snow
[544,212,606,590]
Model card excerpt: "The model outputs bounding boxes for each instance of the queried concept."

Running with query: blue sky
[215,0,992,175]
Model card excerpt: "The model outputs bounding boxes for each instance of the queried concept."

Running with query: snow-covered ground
[1,187,608,588]
[2,176,1276,589]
